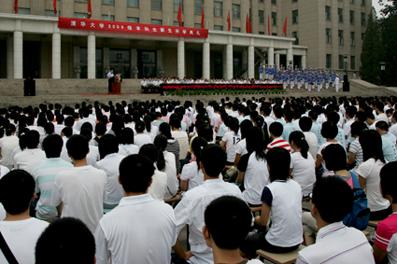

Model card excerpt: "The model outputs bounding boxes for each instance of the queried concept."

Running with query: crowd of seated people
[0,95,397,263]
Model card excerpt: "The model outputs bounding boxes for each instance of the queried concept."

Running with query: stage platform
[0,79,395,107]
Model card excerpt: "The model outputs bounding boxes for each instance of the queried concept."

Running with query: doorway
[137,50,157,78]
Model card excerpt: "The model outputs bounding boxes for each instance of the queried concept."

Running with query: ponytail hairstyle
[139,143,166,171]
[289,131,309,159]
[143,115,152,133]
[227,117,240,135]
[240,120,254,140]
[246,127,266,160]
[191,137,208,171]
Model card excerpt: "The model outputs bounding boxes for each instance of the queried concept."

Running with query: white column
[13,31,23,79]
[6,35,13,79]
[267,47,274,67]
[287,47,293,68]
[52,32,61,79]
[202,41,210,80]
[302,54,307,69]
[275,53,280,69]
[177,39,185,79]
[226,43,233,80]
[87,33,96,79]
[248,45,255,79]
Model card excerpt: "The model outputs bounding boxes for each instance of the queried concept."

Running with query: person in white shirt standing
[296,176,375,264]
[95,154,177,264]
[203,196,263,264]
[174,144,243,264]
[53,135,106,234]
[0,170,49,264]
[96,134,125,211]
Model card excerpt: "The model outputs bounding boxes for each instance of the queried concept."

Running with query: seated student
[266,122,292,152]
[118,127,139,156]
[299,116,318,159]
[32,134,73,222]
[134,120,152,149]
[96,134,125,210]
[0,170,49,264]
[237,127,269,206]
[373,161,397,264]
[95,154,177,264]
[53,135,107,234]
[220,117,242,165]
[289,131,316,197]
[174,144,242,264]
[203,196,263,264]
[13,130,46,173]
[180,136,208,191]
[241,148,303,258]
[376,121,397,163]
[35,217,95,264]
[296,176,375,264]
[347,121,367,169]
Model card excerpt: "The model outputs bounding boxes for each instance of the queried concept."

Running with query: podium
[111,82,121,94]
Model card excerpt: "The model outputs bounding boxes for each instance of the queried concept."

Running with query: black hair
[0,170,35,215]
[312,176,353,223]
[169,114,181,129]
[267,148,291,182]
[350,121,368,138]
[35,217,95,264]
[139,144,165,171]
[227,117,239,135]
[246,127,266,160]
[321,144,347,171]
[66,135,89,161]
[26,129,40,149]
[380,161,397,202]
[359,130,385,163]
[269,122,283,138]
[240,119,254,139]
[61,127,73,138]
[204,196,252,250]
[42,134,63,158]
[191,137,208,171]
[154,134,168,152]
[299,116,312,132]
[64,116,75,127]
[321,121,338,140]
[95,122,107,137]
[201,144,226,177]
[143,115,152,133]
[98,134,119,160]
[376,121,389,132]
[289,131,309,159]
[80,127,93,141]
[135,120,146,134]
[119,127,134,144]
[159,122,173,139]
[119,154,154,193]
[44,122,55,135]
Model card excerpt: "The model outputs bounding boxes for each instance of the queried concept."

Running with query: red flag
[87,0,92,18]
[268,15,271,35]
[248,13,252,33]
[282,17,288,36]
[227,11,231,31]
[14,0,18,14]
[201,5,205,29]
[53,0,57,15]
[177,3,183,27]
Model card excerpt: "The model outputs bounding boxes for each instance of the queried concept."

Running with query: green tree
[360,12,382,84]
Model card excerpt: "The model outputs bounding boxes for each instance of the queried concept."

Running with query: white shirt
[172,130,189,160]
[0,165,10,177]
[95,194,177,264]
[291,152,316,197]
[296,222,375,264]
[388,234,397,264]
[174,178,243,264]
[13,148,46,174]
[242,153,269,205]
[0,218,49,264]
[96,153,125,206]
[180,161,204,190]
[163,151,178,199]
[118,144,139,156]
[303,131,318,160]
[0,135,19,168]
[0,203,5,220]
[390,124,397,139]
[54,165,107,233]
[356,158,390,212]
[222,131,241,162]
[149,169,168,200]
[235,138,248,156]
[134,133,152,149]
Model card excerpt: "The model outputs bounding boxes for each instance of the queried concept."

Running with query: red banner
[58,17,208,39]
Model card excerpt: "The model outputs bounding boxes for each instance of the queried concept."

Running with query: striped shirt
[375,213,397,252]
[267,137,292,152]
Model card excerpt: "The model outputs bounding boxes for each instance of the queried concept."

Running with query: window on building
[350,10,355,24]
[232,4,240,19]
[338,30,344,46]
[232,27,241,32]
[362,0,366,6]
[339,55,345,69]
[326,28,332,44]
[338,8,343,23]
[173,0,183,12]
[102,14,115,20]
[127,0,139,8]
[214,25,223,30]
[102,0,114,5]
[214,1,223,17]
[292,10,299,24]
[259,10,265,24]
[271,0,277,5]
[151,0,162,11]
[75,0,87,2]
[351,56,356,70]
[326,54,332,69]
[361,12,366,26]
[18,7,31,14]
[325,6,331,21]
[292,31,299,44]
[74,12,87,18]
[151,19,162,25]
[127,17,139,22]
[194,0,202,16]
[272,12,277,26]
[351,31,355,47]
[45,9,56,16]
[351,0,355,4]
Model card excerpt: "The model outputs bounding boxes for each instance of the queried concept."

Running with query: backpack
[343,171,370,230]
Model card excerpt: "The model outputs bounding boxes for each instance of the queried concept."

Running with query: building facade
[0,0,370,80]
